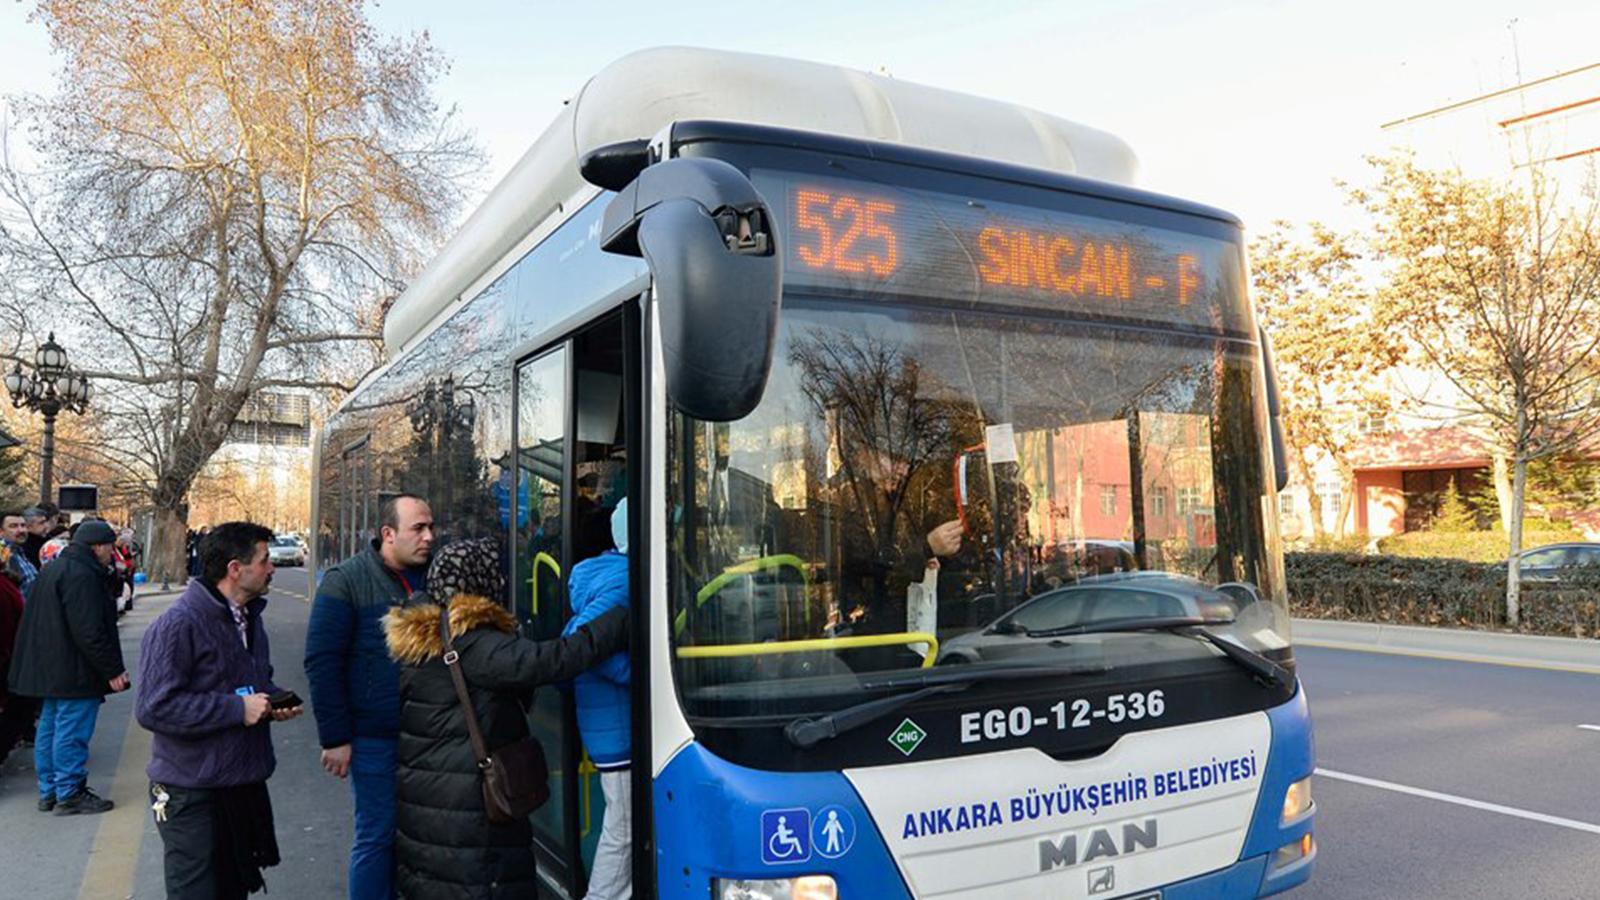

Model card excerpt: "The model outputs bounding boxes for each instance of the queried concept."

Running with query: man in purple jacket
[136,522,304,900]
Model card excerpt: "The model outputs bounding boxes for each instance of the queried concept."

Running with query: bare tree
[0,0,480,578]
[1353,153,1600,626]
[791,330,957,562]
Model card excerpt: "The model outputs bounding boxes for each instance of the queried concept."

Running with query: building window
[1316,479,1342,524]
[1361,406,1390,435]
[1100,485,1116,517]
[1151,486,1168,518]
[1177,486,1202,516]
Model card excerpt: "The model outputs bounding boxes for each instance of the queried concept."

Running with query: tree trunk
[1506,457,1527,628]
[1336,487,1358,540]
[1293,452,1324,540]
[1492,453,1514,534]
[149,504,189,589]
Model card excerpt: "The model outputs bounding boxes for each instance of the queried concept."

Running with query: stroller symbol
[760,808,812,864]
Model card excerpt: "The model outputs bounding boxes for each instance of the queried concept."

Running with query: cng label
[888,718,927,756]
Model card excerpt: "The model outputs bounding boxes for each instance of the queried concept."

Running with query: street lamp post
[5,333,92,504]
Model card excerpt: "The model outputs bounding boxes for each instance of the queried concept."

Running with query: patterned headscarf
[426,537,507,602]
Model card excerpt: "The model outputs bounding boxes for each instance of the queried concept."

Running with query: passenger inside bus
[823,433,1035,642]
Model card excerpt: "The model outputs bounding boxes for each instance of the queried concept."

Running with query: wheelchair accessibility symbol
[760,808,812,864]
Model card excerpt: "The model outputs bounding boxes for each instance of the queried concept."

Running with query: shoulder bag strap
[438,609,493,768]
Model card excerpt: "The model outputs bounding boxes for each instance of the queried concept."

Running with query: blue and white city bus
[313,47,1315,900]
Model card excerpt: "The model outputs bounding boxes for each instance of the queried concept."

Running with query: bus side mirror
[1258,327,1291,493]
[593,155,782,422]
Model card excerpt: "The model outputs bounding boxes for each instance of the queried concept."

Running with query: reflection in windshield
[668,300,1287,707]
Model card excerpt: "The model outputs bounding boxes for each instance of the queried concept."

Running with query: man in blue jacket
[304,494,432,900]
[563,498,632,900]
[137,521,303,899]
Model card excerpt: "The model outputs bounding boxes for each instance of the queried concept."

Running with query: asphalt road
[4,571,1599,898]
[1292,646,1600,899]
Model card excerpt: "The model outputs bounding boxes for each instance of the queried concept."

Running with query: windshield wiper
[784,663,1106,750]
[1025,616,1290,688]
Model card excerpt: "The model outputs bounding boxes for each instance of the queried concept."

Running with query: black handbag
[438,611,550,824]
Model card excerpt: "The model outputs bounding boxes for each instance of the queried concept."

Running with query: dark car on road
[937,572,1244,664]
[1510,542,1600,584]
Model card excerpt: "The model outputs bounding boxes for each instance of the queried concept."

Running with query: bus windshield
[666,150,1288,741]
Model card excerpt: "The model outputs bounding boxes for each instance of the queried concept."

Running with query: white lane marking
[1316,768,1600,835]
[1578,724,1600,732]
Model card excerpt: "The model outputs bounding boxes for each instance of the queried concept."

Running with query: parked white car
[267,535,306,567]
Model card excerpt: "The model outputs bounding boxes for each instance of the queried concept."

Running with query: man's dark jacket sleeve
[136,615,242,738]
[304,567,357,748]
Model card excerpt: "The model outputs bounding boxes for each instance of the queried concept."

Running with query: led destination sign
[763,173,1248,333]
[974,225,1203,306]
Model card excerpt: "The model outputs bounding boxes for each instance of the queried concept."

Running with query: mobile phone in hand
[268,690,302,711]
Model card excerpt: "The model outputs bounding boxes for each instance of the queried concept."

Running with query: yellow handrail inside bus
[675,554,811,636]
[527,552,561,615]
[578,749,598,838]
[676,632,940,668]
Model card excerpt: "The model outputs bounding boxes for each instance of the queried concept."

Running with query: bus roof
[383,46,1139,355]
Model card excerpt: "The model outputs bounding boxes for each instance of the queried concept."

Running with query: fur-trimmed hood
[384,593,518,665]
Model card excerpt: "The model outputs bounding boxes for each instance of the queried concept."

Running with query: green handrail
[674,554,811,637]
[528,552,561,615]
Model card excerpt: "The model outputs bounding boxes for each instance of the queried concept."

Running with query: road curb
[1294,618,1600,675]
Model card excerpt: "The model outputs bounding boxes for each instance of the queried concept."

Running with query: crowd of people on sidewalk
[0,504,146,796]
[0,492,634,900]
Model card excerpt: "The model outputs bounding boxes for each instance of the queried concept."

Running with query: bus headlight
[1272,832,1315,871]
[715,875,838,900]
[1281,776,1313,823]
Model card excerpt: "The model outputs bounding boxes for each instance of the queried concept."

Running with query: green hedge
[1286,551,1600,638]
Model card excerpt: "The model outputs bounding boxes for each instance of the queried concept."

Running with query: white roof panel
[383,47,1139,354]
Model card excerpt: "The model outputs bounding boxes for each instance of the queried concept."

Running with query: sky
[2,0,1597,236]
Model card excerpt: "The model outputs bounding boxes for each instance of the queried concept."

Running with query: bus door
[511,311,635,897]
[512,343,577,891]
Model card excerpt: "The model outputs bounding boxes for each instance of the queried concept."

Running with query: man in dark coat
[21,504,54,568]
[6,519,129,814]
[383,538,626,900]
[305,493,432,900]
[137,521,304,899]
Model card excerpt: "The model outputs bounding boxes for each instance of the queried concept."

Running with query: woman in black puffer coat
[384,538,626,900]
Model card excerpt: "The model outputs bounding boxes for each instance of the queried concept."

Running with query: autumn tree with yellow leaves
[1352,154,1600,626]
[1250,221,1399,540]
[0,0,479,579]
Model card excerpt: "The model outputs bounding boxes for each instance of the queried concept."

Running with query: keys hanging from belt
[151,784,170,822]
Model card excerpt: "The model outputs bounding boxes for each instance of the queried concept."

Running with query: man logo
[1088,866,1115,894]
[1038,819,1159,873]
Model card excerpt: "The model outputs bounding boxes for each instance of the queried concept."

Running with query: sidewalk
[1294,617,1600,675]
[0,569,345,900]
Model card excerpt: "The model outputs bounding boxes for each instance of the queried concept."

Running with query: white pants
[585,768,632,900]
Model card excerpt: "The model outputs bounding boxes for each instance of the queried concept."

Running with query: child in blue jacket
[563,498,631,900]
